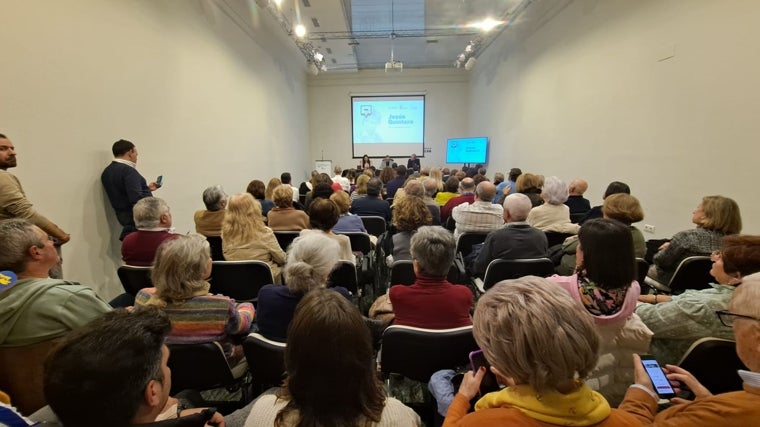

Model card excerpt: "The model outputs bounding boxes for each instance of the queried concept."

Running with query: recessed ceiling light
[469,17,503,32]
[294,24,306,38]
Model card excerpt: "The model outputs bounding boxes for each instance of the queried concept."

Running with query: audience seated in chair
[122,197,178,266]
[349,177,391,222]
[44,308,225,426]
[636,235,760,365]
[246,179,275,219]
[256,233,351,342]
[330,190,367,234]
[193,185,227,237]
[266,185,309,232]
[443,277,640,426]
[222,193,286,283]
[441,177,476,224]
[473,193,548,278]
[389,226,472,329]
[451,181,504,240]
[384,195,432,266]
[526,176,579,235]
[578,180,630,225]
[245,288,420,426]
[564,178,591,214]
[422,178,442,225]
[647,195,742,285]
[547,218,652,405]
[515,172,543,208]
[135,235,254,365]
[0,219,111,348]
[435,176,459,207]
[300,198,355,263]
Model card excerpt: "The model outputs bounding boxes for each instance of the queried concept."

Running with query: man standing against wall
[101,139,159,240]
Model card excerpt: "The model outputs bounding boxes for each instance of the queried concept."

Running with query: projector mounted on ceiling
[385,60,403,72]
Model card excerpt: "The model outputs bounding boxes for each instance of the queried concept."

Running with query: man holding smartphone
[101,139,160,240]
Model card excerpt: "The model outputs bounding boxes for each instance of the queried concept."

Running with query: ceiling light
[465,44,473,53]
[294,24,306,38]
[272,0,282,6]
[469,18,503,32]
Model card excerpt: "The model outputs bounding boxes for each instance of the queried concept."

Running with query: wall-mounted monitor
[445,137,488,164]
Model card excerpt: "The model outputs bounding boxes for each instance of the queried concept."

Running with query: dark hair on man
[577,218,635,290]
[444,176,459,193]
[308,198,340,231]
[44,308,172,427]
[280,172,292,185]
[366,178,383,197]
[0,133,7,139]
[396,164,407,177]
[508,168,522,182]
[276,288,385,426]
[603,181,631,199]
[246,180,266,200]
[312,182,334,200]
[112,139,135,157]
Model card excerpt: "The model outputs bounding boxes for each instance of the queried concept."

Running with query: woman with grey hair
[134,234,255,363]
[389,226,472,329]
[526,176,580,234]
[255,232,351,342]
[443,277,639,426]
[193,185,227,237]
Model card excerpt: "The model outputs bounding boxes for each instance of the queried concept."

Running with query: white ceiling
[219,0,572,73]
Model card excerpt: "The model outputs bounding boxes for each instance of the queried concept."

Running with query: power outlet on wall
[644,224,656,234]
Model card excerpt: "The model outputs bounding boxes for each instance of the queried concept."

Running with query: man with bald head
[472,193,548,278]
[565,178,591,214]
[441,177,476,223]
[451,181,504,240]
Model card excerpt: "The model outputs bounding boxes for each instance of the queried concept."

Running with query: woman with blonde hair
[385,196,431,265]
[255,233,351,342]
[135,234,254,362]
[429,167,444,192]
[516,173,543,207]
[222,193,286,282]
[267,185,309,231]
[648,195,742,285]
[351,174,371,202]
[265,177,282,201]
[331,190,367,234]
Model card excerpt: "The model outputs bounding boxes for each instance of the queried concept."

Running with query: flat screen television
[445,137,488,164]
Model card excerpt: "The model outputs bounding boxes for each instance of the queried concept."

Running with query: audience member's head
[308,198,340,232]
[379,167,395,184]
[333,165,342,176]
[202,185,227,211]
[568,179,588,196]
[475,181,496,202]
[404,180,425,198]
[473,277,600,392]
[246,179,266,200]
[0,218,58,275]
[133,197,171,229]
[312,182,334,200]
[493,172,505,185]
[602,181,630,199]
[472,173,488,186]
[443,176,459,193]
[508,167,522,182]
[713,235,760,284]
[280,172,292,185]
[477,167,487,176]
[276,288,384,425]
[329,190,351,215]
[395,164,407,178]
[410,226,456,278]
[149,234,211,302]
[420,166,430,177]
[727,278,760,372]
[696,195,742,235]
[392,196,432,232]
[366,178,383,198]
[503,193,532,223]
[423,178,438,198]
[577,218,635,290]
[265,178,282,200]
[273,184,295,208]
[283,233,340,293]
[354,174,370,195]
[111,139,135,158]
[430,167,443,186]
[44,308,173,427]
[459,177,476,193]
[454,171,466,181]
[516,173,541,193]
[223,193,265,244]
[602,193,644,225]
[540,176,569,205]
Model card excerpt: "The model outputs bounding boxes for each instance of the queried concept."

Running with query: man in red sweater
[121,197,177,266]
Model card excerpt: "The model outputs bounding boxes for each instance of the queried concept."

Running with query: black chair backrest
[569,212,587,224]
[389,260,460,286]
[456,233,489,258]
[206,236,225,261]
[483,258,555,290]
[668,256,713,294]
[167,342,235,394]
[274,231,300,252]
[336,232,372,255]
[678,338,746,395]
[327,260,359,294]
[360,216,387,237]
[209,261,274,303]
[545,232,574,247]
[635,258,649,287]
[117,265,152,296]
[379,325,477,382]
[242,333,286,392]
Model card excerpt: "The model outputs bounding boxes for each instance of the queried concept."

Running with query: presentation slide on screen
[351,95,425,158]
[445,137,488,164]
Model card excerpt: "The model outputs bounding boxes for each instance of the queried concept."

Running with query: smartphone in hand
[156,175,163,188]
[639,354,676,399]
[469,350,500,394]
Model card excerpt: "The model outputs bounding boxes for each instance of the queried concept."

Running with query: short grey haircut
[202,185,227,211]
[541,176,569,205]
[151,234,210,301]
[474,276,600,391]
[423,178,438,197]
[283,232,340,293]
[410,226,455,277]
[405,180,425,198]
[133,197,170,229]
[459,178,475,192]
[0,219,44,273]
[730,275,760,319]
[475,181,496,202]
[503,193,532,222]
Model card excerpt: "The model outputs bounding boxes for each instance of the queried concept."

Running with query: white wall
[470,0,760,238]
[0,0,310,298]
[307,69,470,171]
